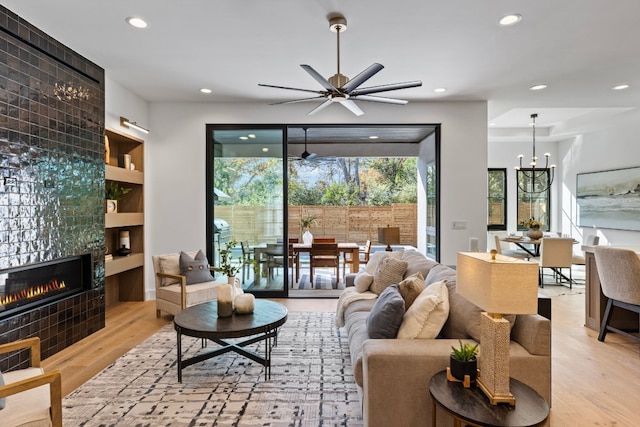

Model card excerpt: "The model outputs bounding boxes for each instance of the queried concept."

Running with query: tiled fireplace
[0,7,106,370]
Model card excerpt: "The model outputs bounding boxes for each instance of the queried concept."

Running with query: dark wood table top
[429,370,549,427]
[174,299,288,340]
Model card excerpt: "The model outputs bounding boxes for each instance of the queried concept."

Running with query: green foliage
[450,340,478,362]
[105,182,131,200]
[300,216,317,229]
[218,240,241,277]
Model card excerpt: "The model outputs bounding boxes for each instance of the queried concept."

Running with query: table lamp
[456,250,538,405]
[378,226,400,251]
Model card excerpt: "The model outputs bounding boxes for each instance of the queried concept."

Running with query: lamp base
[385,244,393,252]
[476,376,516,406]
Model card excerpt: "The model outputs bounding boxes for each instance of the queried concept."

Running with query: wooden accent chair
[343,240,371,277]
[313,237,336,243]
[0,337,62,427]
[538,238,575,288]
[593,246,640,343]
[310,242,340,288]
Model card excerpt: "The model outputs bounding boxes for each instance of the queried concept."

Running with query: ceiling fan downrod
[329,16,349,88]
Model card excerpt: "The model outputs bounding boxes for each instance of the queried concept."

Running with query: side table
[429,370,549,427]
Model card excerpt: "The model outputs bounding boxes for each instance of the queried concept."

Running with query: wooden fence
[215,204,417,246]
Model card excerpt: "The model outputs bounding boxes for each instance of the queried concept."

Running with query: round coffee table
[429,370,549,427]
[173,299,288,382]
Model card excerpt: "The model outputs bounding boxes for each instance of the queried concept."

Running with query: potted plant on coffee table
[448,339,479,387]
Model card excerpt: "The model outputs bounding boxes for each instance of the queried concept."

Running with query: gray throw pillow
[179,250,212,285]
[366,285,405,339]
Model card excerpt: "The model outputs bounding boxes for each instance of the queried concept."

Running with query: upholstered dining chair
[493,235,528,259]
[343,239,371,277]
[538,238,575,288]
[593,246,640,343]
[0,337,62,427]
[310,242,340,288]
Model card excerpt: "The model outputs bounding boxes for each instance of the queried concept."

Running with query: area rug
[294,273,343,290]
[63,312,363,426]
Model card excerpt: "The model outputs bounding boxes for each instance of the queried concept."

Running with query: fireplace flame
[1,280,66,306]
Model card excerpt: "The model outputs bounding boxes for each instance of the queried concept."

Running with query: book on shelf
[105,254,113,261]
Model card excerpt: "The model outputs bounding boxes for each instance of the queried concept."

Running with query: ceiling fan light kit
[259,14,422,116]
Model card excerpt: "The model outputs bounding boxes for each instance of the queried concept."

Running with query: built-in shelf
[104,128,145,308]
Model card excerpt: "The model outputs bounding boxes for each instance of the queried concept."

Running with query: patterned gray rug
[63,312,362,426]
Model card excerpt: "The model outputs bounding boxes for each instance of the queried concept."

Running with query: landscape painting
[577,166,640,231]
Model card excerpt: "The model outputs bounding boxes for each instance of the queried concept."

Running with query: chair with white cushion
[538,238,575,288]
[152,250,226,317]
[572,235,599,265]
[0,337,62,427]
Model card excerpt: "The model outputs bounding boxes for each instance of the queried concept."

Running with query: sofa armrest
[511,314,551,356]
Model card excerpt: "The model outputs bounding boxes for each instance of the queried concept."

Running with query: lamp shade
[457,252,538,315]
[378,227,400,245]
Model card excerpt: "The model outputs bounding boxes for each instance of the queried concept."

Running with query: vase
[302,229,313,245]
[527,227,543,240]
[227,276,244,308]
[449,355,478,383]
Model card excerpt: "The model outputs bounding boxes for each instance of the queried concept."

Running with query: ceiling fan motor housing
[329,73,349,88]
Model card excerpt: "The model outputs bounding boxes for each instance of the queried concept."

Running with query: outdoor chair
[310,242,340,288]
[343,239,371,277]
[0,337,62,427]
[538,238,575,288]
[266,243,285,282]
[288,238,300,287]
[313,237,336,243]
[240,241,255,283]
[593,246,640,343]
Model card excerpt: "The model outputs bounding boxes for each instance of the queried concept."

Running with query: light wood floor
[42,295,639,426]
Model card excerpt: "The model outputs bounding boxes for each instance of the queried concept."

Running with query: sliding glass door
[206,125,288,297]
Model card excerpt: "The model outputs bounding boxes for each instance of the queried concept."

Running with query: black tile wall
[0,6,106,371]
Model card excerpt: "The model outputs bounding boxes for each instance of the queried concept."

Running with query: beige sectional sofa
[337,250,551,427]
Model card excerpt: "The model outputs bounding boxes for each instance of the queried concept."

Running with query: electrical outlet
[452,220,467,230]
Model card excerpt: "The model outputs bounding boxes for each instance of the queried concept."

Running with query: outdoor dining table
[292,242,361,280]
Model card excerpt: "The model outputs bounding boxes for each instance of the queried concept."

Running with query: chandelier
[515,113,555,193]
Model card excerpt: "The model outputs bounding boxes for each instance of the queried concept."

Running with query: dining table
[292,242,361,280]
[502,236,578,258]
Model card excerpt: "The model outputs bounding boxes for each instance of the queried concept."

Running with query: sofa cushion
[366,285,405,339]
[179,250,213,285]
[370,257,409,295]
[156,281,221,307]
[354,271,374,292]
[397,272,426,310]
[402,251,440,279]
[397,279,449,339]
[365,250,403,274]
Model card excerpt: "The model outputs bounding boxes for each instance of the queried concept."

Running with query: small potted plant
[450,339,479,383]
[519,217,544,240]
[105,182,131,213]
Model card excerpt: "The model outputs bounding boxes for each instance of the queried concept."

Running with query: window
[516,168,551,231]
[488,168,506,230]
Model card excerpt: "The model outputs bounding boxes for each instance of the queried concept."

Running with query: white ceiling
[5,0,640,141]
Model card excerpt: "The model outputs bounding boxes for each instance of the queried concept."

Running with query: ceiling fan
[259,15,422,116]
[289,128,335,162]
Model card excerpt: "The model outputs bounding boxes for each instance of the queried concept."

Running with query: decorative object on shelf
[217,284,233,318]
[104,134,110,164]
[456,251,539,406]
[105,246,113,261]
[120,116,150,134]
[117,230,131,257]
[105,182,132,213]
[234,293,255,314]
[448,339,478,387]
[378,225,400,251]
[121,154,132,170]
[129,163,136,171]
[515,113,556,193]
[300,215,317,245]
[519,217,543,240]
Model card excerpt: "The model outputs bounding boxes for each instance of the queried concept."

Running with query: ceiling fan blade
[307,99,333,115]
[301,64,339,91]
[339,99,365,116]
[350,80,423,96]
[258,83,326,95]
[351,94,408,105]
[270,96,327,105]
[341,63,384,92]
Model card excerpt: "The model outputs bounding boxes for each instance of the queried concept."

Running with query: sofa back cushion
[402,251,440,279]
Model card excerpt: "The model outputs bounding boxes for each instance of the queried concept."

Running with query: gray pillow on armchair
[179,250,213,285]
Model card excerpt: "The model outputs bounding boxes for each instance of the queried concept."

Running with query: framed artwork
[577,166,640,231]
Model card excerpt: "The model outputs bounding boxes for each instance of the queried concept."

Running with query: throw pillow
[0,369,5,409]
[366,285,405,339]
[370,257,409,295]
[397,279,450,339]
[365,250,404,275]
[397,272,426,310]
[179,250,212,285]
[354,271,374,292]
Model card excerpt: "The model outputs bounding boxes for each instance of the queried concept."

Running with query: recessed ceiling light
[530,84,548,91]
[499,14,522,26]
[434,88,447,93]
[200,88,212,94]
[125,17,148,29]
[488,123,496,127]
[239,136,248,140]
[248,134,256,138]
[612,84,630,90]
[369,135,379,140]
[262,147,269,152]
